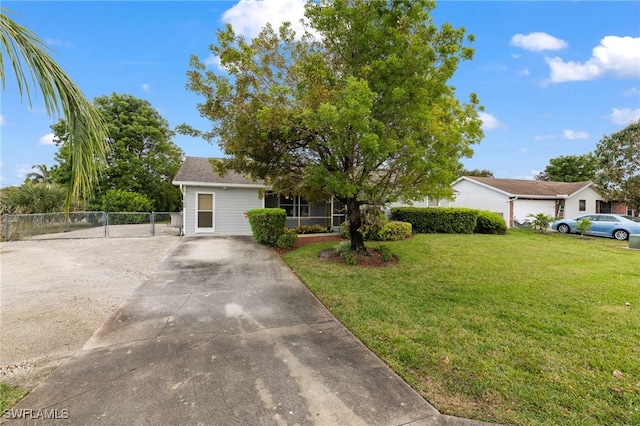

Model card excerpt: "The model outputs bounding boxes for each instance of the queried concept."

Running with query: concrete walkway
[7,236,494,425]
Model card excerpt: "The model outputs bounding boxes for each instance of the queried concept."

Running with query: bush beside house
[246,208,287,246]
[391,207,506,235]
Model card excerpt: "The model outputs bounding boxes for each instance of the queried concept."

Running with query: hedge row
[391,207,506,235]
[340,220,413,241]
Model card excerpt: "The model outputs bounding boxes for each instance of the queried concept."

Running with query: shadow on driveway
[8,236,495,425]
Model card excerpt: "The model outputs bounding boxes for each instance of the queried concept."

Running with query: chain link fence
[3,211,182,241]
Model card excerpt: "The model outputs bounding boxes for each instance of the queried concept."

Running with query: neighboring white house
[449,176,604,227]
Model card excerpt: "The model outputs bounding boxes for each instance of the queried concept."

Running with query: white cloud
[222,0,309,39]
[519,148,531,153]
[0,114,5,126]
[45,38,72,47]
[510,32,568,51]
[38,133,56,145]
[141,83,151,93]
[519,67,530,76]
[478,112,503,130]
[533,134,557,141]
[545,36,640,83]
[563,129,589,140]
[608,108,640,125]
[14,164,32,179]
[204,53,222,68]
[623,87,640,97]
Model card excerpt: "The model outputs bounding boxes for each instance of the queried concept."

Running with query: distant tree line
[1,93,184,215]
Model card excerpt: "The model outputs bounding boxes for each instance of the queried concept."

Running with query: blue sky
[1,1,639,187]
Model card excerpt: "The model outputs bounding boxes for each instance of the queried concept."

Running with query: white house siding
[385,198,450,218]
[450,179,509,218]
[183,186,262,235]
[564,186,602,219]
[513,199,556,225]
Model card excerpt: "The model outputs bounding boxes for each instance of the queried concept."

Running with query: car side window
[599,215,617,222]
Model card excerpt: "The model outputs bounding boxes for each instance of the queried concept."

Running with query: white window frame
[195,191,215,233]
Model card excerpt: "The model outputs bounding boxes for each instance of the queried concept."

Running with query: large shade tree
[0,8,108,209]
[535,154,598,182]
[180,0,483,253]
[51,93,184,212]
[594,119,640,215]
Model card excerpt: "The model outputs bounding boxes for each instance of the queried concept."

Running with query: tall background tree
[460,169,494,178]
[594,119,640,215]
[24,164,53,184]
[0,8,108,208]
[180,0,483,253]
[52,93,184,212]
[535,154,598,182]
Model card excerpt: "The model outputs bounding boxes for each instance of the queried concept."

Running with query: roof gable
[461,176,594,198]
[173,157,265,187]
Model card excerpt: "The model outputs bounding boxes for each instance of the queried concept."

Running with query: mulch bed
[275,234,398,267]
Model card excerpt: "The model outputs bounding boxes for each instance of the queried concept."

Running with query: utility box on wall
[630,234,640,250]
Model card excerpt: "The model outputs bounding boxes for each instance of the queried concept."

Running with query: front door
[196,193,215,233]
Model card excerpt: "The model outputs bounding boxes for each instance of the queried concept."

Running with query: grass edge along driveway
[283,230,640,426]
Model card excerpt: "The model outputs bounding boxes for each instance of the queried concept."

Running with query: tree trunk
[346,198,369,255]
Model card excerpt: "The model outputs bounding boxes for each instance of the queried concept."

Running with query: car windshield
[622,215,640,223]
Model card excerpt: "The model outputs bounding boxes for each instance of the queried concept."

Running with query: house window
[428,198,439,207]
[579,200,586,211]
[196,193,214,232]
[597,200,612,214]
[278,195,309,217]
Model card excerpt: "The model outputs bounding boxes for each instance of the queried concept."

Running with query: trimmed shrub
[391,207,477,234]
[246,208,286,246]
[294,224,331,234]
[276,229,298,249]
[372,221,412,241]
[100,189,154,213]
[341,219,412,241]
[475,211,507,234]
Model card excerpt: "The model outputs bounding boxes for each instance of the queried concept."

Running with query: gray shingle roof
[172,157,265,187]
[463,176,593,197]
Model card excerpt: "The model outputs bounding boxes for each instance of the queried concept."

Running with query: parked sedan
[552,214,640,240]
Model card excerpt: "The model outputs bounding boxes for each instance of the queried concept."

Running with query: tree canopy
[460,169,494,178]
[52,93,184,212]
[180,0,483,252]
[594,119,640,215]
[0,8,108,209]
[535,154,598,182]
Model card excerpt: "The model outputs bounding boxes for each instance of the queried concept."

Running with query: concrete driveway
[7,236,493,425]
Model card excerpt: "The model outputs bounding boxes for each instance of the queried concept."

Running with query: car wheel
[557,223,570,234]
[613,229,629,240]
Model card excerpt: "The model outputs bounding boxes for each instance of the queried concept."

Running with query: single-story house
[448,176,619,228]
[173,157,629,235]
[172,157,347,236]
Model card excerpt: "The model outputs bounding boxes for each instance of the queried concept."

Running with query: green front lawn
[0,383,28,412]
[283,230,640,425]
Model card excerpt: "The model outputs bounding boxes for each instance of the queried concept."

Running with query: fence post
[104,212,109,238]
[151,212,155,237]
[4,214,10,242]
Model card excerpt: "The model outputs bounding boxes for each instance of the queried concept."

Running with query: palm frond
[0,8,109,210]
